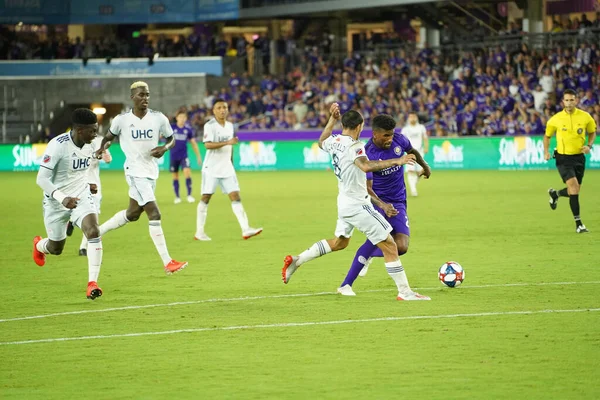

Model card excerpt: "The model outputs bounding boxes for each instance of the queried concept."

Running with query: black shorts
[554,152,585,184]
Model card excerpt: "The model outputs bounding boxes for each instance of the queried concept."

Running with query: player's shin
[80,234,88,251]
[196,201,208,234]
[385,260,412,295]
[186,178,192,196]
[341,240,377,287]
[173,180,180,198]
[297,240,332,266]
[99,210,129,236]
[231,201,250,232]
[149,220,172,266]
[87,237,103,282]
[570,194,582,226]
[407,172,418,195]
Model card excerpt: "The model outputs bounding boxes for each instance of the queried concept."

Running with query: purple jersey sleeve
[366,172,373,180]
[397,133,413,152]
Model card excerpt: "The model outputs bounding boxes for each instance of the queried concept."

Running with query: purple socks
[340,240,378,287]
[173,180,180,198]
[186,178,192,196]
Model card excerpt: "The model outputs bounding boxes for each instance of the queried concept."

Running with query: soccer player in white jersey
[282,104,430,301]
[95,81,188,275]
[402,112,429,196]
[194,99,262,241]
[72,136,112,256]
[32,109,105,300]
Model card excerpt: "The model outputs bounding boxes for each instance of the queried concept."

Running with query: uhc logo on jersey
[72,157,90,170]
[356,148,364,156]
[131,129,153,139]
[43,155,51,163]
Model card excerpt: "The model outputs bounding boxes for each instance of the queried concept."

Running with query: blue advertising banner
[0,0,239,23]
[196,0,239,21]
[0,0,69,24]
[0,57,223,78]
[71,0,196,24]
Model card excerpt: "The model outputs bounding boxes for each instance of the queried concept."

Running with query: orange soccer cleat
[165,260,188,275]
[87,281,103,300]
[32,236,46,267]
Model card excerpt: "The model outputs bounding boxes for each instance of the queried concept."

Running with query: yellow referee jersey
[545,108,596,155]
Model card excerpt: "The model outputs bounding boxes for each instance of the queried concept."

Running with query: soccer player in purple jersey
[338,114,432,296]
[170,111,202,204]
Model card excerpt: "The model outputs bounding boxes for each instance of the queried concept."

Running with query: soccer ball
[438,261,465,288]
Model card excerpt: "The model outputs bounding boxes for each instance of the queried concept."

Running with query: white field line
[1,280,599,324]
[1,307,599,346]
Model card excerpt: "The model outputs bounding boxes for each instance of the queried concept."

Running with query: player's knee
[201,195,212,204]
[84,225,100,240]
[332,239,349,251]
[397,243,408,255]
[126,212,141,222]
[147,210,161,221]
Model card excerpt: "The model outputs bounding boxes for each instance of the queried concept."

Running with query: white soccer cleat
[358,257,373,277]
[187,195,195,203]
[576,224,589,233]
[194,233,212,241]
[174,197,182,204]
[282,255,299,284]
[337,284,356,296]
[397,291,431,301]
[243,227,263,240]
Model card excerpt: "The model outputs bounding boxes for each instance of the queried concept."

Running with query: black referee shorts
[554,151,585,184]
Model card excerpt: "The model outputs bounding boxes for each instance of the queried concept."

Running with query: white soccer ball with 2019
[438,261,464,288]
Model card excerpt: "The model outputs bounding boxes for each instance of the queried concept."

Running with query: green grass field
[1,169,599,399]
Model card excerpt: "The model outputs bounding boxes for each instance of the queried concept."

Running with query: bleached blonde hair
[130,81,149,90]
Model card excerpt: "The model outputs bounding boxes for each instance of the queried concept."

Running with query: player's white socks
[100,210,129,236]
[149,220,172,266]
[80,234,88,250]
[196,201,208,235]
[385,260,412,295]
[231,201,250,232]
[36,238,50,254]
[297,240,332,266]
[407,173,418,195]
[87,237,103,282]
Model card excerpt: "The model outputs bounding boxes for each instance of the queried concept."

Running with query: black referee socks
[569,194,582,226]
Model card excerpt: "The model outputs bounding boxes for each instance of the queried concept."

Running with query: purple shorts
[374,201,410,236]
[170,157,191,172]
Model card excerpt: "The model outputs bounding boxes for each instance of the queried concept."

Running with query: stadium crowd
[176,39,600,137]
[5,14,600,138]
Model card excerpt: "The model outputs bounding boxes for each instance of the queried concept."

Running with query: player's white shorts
[335,204,392,245]
[43,192,97,241]
[70,192,101,224]
[126,175,156,206]
[94,192,102,214]
[201,171,240,195]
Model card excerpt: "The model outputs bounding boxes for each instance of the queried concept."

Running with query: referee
[544,89,596,233]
